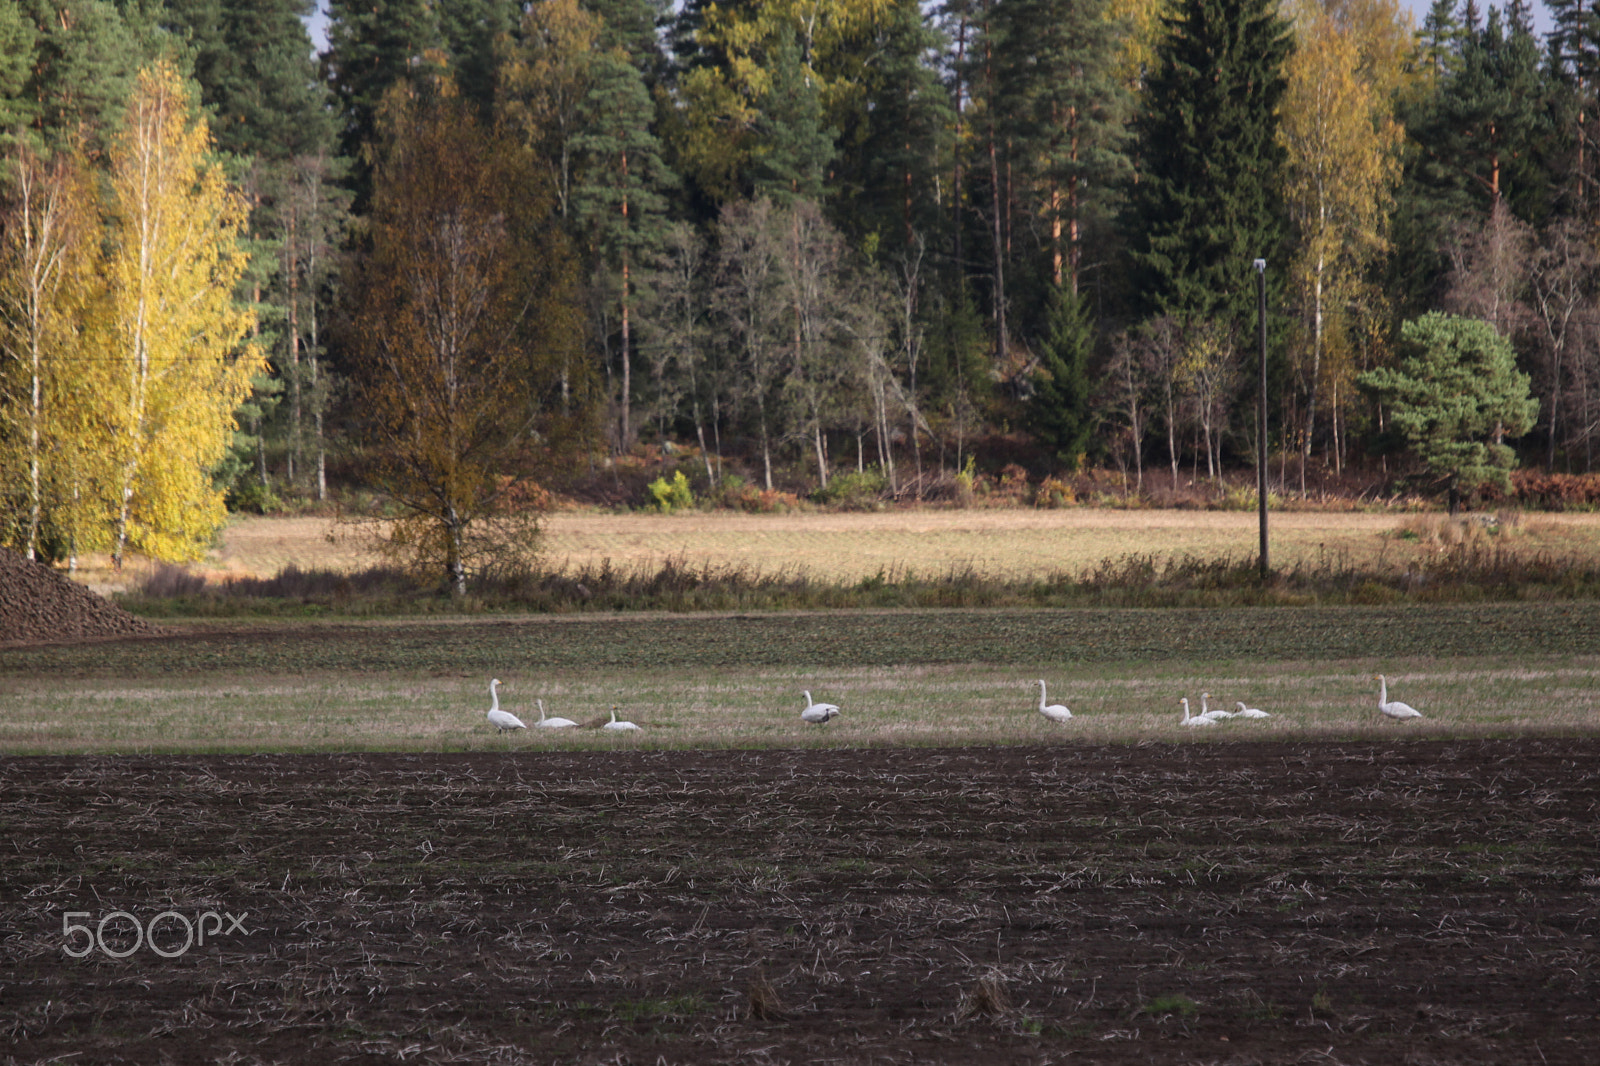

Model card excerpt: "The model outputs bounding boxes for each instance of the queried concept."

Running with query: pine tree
[572,47,677,450]
[163,0,333,162]
[16,0,169,158]
[1124,0,1293,331]
[992,0,1132,294]
[0,0,36,161]
[323,0,441,162]
[1357,312,1538,513]
[1024,283,1097,468]
[1408,7,1555,224]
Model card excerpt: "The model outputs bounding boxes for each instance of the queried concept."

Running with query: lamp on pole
[1254,258,1268,581]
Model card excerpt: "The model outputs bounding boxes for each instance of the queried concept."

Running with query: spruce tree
[1123,0,1293,331]
[1025,283,1097,469]
[749,24,834,204]
[828,0,953,263]
[18,0,169,157]
[435,0,518,118]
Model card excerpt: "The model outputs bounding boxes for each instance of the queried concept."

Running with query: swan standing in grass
[1198,692,1234,720]
[1234,701,1271,719]
[535,699,577,729]
[603,706,642,732]
[1374,674,1423,720]
[801,690,841,724]
[1036,680,1072,722]
[486,679,527,733]
[1179,697,1214,727]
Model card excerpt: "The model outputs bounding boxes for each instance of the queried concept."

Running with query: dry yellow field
[128,507,1600,586]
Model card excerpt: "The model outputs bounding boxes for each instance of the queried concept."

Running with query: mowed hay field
[182,508,1600,584]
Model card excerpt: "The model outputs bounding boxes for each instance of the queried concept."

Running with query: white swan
[1198,691,1234,719]
[1234,701,1271,719]
[486,679,526,733]
[1036,679,1072,722]
[535,698,577,729]
[1179,697,1213,726]
[603,706,641,732]
[1374,674,1423,720]
[801,690,840,724]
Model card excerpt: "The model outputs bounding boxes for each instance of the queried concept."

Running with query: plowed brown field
[5,742,1596,1064]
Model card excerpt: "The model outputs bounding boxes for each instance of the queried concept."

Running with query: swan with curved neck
[535,699,577,729]
[1234,701,1271,719]
[1036,680,1072,722]
[603,706,641,732]
[801,690,840,723]
[486,679,526,733]
[1179,697,1213,727]
[1374,675,1423,720]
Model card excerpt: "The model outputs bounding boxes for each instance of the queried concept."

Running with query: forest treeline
[0,0,1595,584]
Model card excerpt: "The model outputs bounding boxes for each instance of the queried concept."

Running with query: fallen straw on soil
[4,742,1596,1064]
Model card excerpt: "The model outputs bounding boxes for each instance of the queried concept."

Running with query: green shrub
[812,468,887,509]
[227,479,281,515]
[647,470,694,514]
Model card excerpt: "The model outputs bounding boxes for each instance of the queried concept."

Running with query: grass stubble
[2,652,1597,754]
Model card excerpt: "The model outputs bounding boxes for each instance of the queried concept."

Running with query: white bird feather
[1179,697,1214,727]
[486,679,526,733]
[1374,674,1423,720]
[603,706,642,732]
[801,690,840,724]
[535,698,577,729]
[1036,679,1072,722]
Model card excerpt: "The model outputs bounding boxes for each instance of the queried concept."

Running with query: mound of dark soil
[0,547,163,643]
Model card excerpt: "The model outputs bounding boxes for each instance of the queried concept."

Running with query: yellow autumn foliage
[98,61,262,566]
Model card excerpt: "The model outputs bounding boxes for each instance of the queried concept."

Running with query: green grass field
[4,604,1596,753]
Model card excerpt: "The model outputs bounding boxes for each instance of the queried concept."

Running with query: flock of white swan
[486,678,641,734]
[485,673,1424,735]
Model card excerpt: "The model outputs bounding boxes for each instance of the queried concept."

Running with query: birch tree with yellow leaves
[101,61,261,568]
[1280,0,1408,492]
[0,144,102,564]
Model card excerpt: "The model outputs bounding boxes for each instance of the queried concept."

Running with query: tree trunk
[618,150,632,451]
[984,24,1007,364]
[1302,245,1324,499]
[287,206,301,486]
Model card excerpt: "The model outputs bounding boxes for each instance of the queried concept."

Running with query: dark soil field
[5,741,1598,1064]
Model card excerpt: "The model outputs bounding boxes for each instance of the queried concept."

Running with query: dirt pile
[0,548,163,643]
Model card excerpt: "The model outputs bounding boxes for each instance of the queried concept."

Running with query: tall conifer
[1124,0,1293,331]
